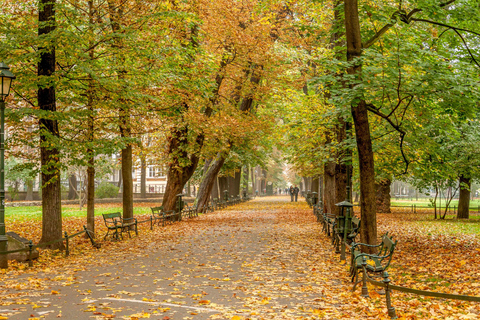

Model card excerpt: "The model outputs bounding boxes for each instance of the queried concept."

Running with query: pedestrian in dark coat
[293,185,299,202]
[289,186,294,202]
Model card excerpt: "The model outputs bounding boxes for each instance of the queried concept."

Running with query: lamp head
[0,63,15,102]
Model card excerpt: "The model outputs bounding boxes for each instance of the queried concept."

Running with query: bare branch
[410,18,480,37]
[363,0,459,49]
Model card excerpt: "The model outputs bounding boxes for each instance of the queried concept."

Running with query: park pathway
[0,196,364,320]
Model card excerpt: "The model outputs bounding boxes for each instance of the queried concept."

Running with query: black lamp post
[0,63,15,268]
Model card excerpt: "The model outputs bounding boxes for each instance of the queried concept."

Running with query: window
[148,166,156,178]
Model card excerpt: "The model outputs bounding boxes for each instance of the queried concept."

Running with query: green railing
[355,257,480,319]
[0,226,98,267]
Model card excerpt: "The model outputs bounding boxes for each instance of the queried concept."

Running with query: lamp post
[0,62,15,268]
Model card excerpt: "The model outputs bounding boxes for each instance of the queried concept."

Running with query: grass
[391,197,480,209]
[6,204,154,222]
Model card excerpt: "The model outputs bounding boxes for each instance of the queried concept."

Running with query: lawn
[5,203,156,222]
[391,197,480,210]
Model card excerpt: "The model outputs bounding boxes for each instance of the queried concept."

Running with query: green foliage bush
[95,181,119,199]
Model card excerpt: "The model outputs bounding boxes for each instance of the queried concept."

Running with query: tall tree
[38,0,63,249]
[344,0,377,246]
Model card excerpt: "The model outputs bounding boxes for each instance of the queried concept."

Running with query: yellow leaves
[128,313,150,319]
[142,298,155,302]
[51,290,59,294]
[198,300,210,305]
[231,316,243,320]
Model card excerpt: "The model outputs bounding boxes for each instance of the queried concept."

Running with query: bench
[102,212,138,240]
[313,202,323,222]
[182,203,199,218]
[321,212,337,239]
[151,206,176,227]
[350,233,397,291]
[306,195,313,208]
[203,200,214,213]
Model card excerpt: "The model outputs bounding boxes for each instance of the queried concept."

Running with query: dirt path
[0,197,367,320]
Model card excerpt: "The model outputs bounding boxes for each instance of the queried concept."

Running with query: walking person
[293,185,299,202]
[289,186,294,202]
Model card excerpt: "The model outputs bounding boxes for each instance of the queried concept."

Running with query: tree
[38,0,63,249]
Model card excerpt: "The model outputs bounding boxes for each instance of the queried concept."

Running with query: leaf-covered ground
[0,197,479,319]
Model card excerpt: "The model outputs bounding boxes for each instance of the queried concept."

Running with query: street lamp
[0,62,15,268]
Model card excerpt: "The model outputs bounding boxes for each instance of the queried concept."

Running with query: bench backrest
[351,217,361,230]
[382,235,396,251]
[103,212,121,220]
[151,206,163,214]
[379,234,397,267]
[102,212,122,226]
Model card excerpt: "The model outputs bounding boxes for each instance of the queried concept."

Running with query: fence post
[28,241,33,267]
[64,231,69,257]
[361,256,369,297]
[383,271,397,319]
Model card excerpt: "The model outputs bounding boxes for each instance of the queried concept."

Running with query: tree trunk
[68,174,77,200]
[162,126,202,211]
[228,169,241,197]
[86,162,95,236]
[86,10,95,236]
[457,175,470,219]
[324,161,336,214]
[26,180,33,201]
[335,120,348,207]
[218,176,228,199]
[212,175,219,200]
[116,169,122,189]
[196,154,227,212]
[375,178,391,214]
[243,166,248,195]
[311,177,319,194]
[250,166,255,196]
[121,142,133,221]
[140,154,146,199]
[38,0,63,250]
[351,101,377,246]
[345,0,377,247]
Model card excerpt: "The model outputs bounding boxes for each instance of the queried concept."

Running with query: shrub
[95,181,119,199]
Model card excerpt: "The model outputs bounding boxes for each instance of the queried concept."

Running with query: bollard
[28,241,33,267]
[65,231,69,257]
[361,256,369,297]
[383,271,397,319]
[150,216,153,230]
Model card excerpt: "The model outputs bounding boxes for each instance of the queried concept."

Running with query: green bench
[102,212,138,240]
[321,212,337,239]
[182,203,199,218]
[150,206,176,227]
[350,233,397,291]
